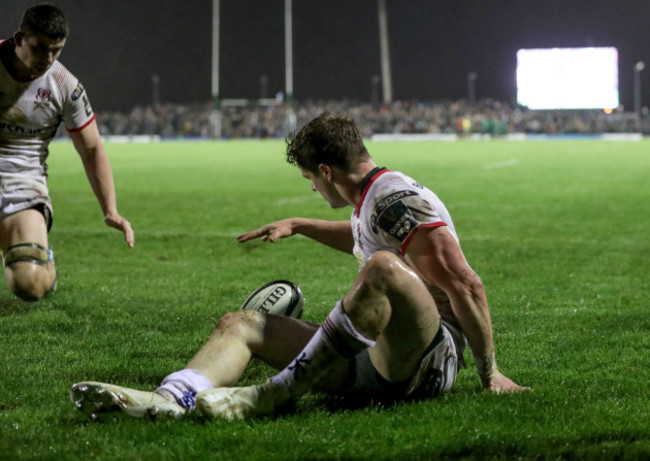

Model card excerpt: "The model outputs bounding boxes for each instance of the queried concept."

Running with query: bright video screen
[516,47,619,110]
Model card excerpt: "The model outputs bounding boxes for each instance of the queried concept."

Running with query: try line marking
[483,159,518,169]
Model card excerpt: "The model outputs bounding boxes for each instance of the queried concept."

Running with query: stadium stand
[82,99,648,140]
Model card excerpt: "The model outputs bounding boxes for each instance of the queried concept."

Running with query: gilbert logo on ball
[240,280,303,318]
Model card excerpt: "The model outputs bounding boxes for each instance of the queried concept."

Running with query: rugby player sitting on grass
[71,112,529,421]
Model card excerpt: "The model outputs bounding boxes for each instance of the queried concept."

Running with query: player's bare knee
[212,310,264,337]
[363,251,410,288]
[347,251,424,336]
[5,263,56,302]
[3,243,56,301]
[344,252,402,334]
[212,311,240,333]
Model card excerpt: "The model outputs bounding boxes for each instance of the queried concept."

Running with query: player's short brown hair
[21,3,69,40]
[286,112,369,173]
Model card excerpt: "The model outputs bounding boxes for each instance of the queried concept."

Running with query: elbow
[450,270,485,302]
[468,272,485,296]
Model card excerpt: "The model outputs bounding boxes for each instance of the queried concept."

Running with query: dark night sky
[3,0,649,111]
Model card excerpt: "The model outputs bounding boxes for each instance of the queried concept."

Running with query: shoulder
[48,61,91,106]
[369,170,428,202]
[48,61,78,91]
[369,171,449,236]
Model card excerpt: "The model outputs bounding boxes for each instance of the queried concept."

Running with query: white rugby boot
[70,381,188,421]
[196,381,291,420]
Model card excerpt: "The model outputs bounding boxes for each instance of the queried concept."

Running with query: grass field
[0,138,648,460]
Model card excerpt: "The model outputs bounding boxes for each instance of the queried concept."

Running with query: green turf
[0,139,648,460]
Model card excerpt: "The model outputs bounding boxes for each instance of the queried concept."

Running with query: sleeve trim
[66,114,96,133]
[400,221,447,255]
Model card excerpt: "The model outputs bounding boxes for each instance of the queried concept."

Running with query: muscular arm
[69,120,134,247]
[404,225,529,392]
[238,218,353,254]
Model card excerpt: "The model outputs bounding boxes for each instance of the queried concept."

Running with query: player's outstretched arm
[69,121,134,248]
[238,218,353,253]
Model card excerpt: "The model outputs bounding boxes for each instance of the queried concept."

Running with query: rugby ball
[240,280,303,318]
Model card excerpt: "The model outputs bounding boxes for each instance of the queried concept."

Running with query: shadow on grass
[0,297,44,316]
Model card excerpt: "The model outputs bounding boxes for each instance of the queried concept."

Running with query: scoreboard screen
[516,47,619,110]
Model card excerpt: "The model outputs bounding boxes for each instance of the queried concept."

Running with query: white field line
[275,195,321,206]
[483,158,518,169]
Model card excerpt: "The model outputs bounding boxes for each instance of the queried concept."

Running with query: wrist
[473,350,497,380]
[290,217,305,235]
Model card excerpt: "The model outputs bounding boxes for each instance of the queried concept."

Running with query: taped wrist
[473,350,497,378]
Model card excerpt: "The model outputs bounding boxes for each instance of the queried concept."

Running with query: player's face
[300,167,347,209]
[15,32,66,78]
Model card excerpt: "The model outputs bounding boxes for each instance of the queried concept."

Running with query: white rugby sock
[156,369,213,409]
[270,300,375,398]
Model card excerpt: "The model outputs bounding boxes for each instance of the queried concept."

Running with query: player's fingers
[106,216,135,247]
[267,226,293,242]
[489,383,531,393]
[237,228,267,243]
[123,221,135,247]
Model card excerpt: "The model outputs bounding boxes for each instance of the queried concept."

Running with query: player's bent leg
[70,381,187,421]
[343,250,443,384]
[196,308,363,420]
[69,313,326,422]
[184,310,322,387]
[3,243,57,301]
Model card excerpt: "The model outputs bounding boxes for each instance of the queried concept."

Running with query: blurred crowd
[88,99,649,139]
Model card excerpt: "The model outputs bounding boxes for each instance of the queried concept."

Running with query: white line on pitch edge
[484,159,518,169]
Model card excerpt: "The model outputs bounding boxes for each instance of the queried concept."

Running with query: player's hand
[105,213,135,248]
[237,219,295,243]
[481,370,531,393]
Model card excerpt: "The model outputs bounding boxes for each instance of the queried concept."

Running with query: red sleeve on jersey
[66,114,96,133]
[400,221,447,255]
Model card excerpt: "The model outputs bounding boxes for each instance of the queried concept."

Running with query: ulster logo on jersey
[33,88,52,111]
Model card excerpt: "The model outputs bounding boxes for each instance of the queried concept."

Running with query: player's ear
[318,164,333,180]
[14,30,25,46]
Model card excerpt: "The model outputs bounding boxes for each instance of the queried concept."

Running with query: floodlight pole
[284,0,296,134]
[634,61,645,120]
[210,0,221,139]
[285,0,293,103]
[377,0,393,104]
[151,73,160,106]
[467,72,477,103]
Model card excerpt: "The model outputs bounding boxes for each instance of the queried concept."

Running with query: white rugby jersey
[0,38,95,194]
[351,167,467,362]
[351,168,458,267]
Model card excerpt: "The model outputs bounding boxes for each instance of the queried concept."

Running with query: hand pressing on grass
[481,370,532,393]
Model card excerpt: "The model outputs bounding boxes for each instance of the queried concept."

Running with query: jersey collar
[355,167,389,217]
